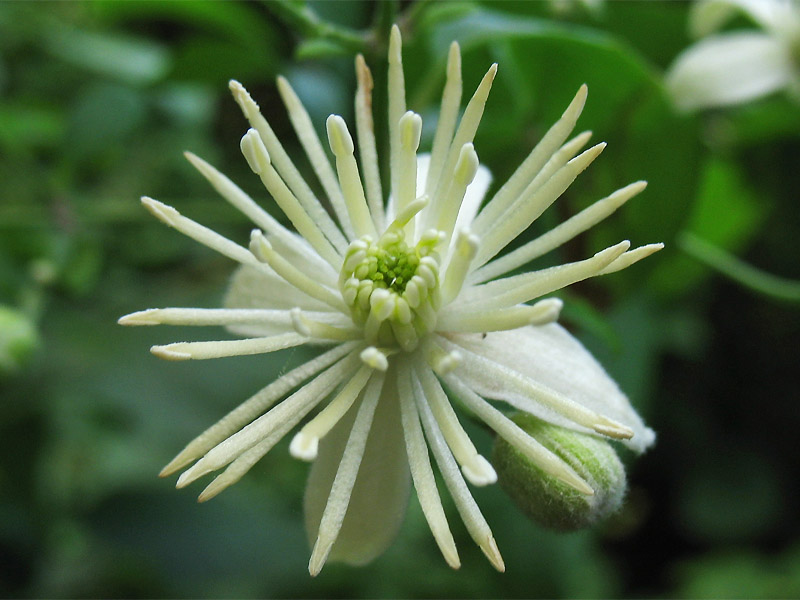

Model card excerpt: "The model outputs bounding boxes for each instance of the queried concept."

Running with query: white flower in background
[120,26,659,575]
[666,0,800,111]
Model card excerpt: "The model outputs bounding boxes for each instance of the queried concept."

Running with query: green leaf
[43,21,170,86]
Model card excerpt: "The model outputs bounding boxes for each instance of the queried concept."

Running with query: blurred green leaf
[0,305,39,374]
[675,545,800,598]
[68,83,147,161]
[0,104,65,154]
[43,20,170,86]
[650,156,766,297]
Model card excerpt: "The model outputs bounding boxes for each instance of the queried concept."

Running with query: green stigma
[339,229,443,351]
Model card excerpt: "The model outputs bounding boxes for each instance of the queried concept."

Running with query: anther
[240,129,270,174]
[360,346,389,371]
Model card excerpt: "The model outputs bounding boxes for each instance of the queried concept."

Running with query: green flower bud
[0,305,39,374]
[492,413,627,531]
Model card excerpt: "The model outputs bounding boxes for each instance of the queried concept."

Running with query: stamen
[472,84,588,234]
[413,362,496,486]
[437,297,563,333]
[309,373,385,576]
[442,373,594,496]
[184,152,331,271]
[119,307,345,329]
[276,76,353,238]
[463,241,630,312]
[387,24,407,208]
[289,365,374,461]
[354,54,385,230]
[411,367,505,572]
[159,343,357,477]
[441,228,480,305]
[396,111,423,217]
[240,130,342,267]
[360,346,389,371]
[476,141,607,267]
[432,144,480,243]
[290,308,360,341]
[598,243,664,275]
[387,195,428,233]
[438,336,635,440]
[326,115,377,239]
[428,346,462,375]
[397,362,460,569]
[229,80,348,251]
[250,229,347,312]
[474,180,647,283]
[431,63,497,208]
[151,332,307,361]
[141,197,258,267]
[426,41,463,198]
[177,352,361,489]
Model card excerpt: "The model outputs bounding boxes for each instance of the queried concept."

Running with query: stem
[265,0,369,53]
[679,232,800,303]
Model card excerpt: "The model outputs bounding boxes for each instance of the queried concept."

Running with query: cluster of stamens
[340,225,443,351]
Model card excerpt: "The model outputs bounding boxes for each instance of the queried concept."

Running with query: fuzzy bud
[492,413,627,531]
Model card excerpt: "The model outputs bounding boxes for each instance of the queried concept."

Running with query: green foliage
[1,1,798,598]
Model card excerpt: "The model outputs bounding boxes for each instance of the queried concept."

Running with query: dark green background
[2,1,799,597]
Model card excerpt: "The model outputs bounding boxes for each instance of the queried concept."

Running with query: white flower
[666,0,800,111]
[120,26,659,575]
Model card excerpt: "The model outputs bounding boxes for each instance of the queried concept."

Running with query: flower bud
[492,413,627,531]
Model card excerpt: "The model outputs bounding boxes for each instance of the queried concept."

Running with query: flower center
[339,228,442,351]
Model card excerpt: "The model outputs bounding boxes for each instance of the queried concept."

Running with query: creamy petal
[690,0,798,37]
[666,32,793,111]
[304,376,411,566]
[448,324,655,453]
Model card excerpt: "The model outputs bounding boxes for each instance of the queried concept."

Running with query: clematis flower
[666,0,800,111]
[120,25,659,575]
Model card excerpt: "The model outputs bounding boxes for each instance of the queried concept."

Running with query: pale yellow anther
[326,115,355,156]
[430,348,462,375]
[248,228,272,262]
[393,296,412,324]
[388,195,428,231]
[454,143,480,185]
[528,298,564,325]
[289,431,318,461]
[418,257,439,288]
[462,455,498,487]
[240,128,270,174]
[360,346,389,371]
[441,228,480,305]
[400,111,423,151]
[370,289,395,321]
[403,280,421,308]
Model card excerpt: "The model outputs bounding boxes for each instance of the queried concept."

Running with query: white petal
[690,0,798,37]
[304,378,411,567]
[666,32,793,111]
[223,265,333,336]
[449,324,655,453]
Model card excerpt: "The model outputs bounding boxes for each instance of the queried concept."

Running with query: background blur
[2,1,799,597]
